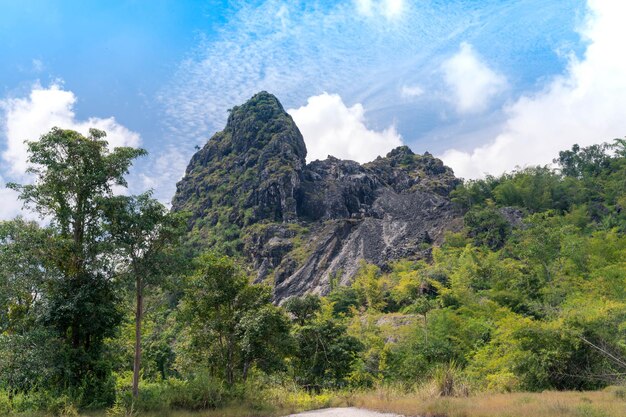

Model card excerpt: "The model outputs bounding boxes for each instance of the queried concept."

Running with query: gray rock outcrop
[172,92,463,301]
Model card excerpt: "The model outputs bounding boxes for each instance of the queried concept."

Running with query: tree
[0,218,52,334]
[492,167,573,213]
[237,304,292,380]
[179,253,290,385]
[291,317,362,389]
[282,295,363,389]
[284,295,321,325]
[8,127,146,402]
[555,143,611,178]
[103,193,185,398]
[464,206,511,250]
[0,219,58,395]
[352,262,386,312]
[408,297,437,336]
[450,175,499,210]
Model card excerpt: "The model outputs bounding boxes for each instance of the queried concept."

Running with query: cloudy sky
[1,0,626,220]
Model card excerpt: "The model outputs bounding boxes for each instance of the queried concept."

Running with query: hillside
[172,92,462,299]
[2,103,626,417]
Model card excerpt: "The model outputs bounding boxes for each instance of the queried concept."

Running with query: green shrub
[167,373,227,410]
[47,395,79,417]
[432,361,469,397]
[106,398,137,417]
[4,390,46,413]
[133,382,169,411]
[0,391,11,416]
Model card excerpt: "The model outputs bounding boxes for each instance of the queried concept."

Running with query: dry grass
[348,385,626,417]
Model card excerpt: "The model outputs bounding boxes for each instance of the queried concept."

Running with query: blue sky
[0,1,226,137]
[2,0,626,219]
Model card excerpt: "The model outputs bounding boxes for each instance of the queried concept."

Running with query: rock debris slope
[172,92,463,300]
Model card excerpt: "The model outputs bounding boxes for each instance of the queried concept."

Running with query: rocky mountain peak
[172,92,463,300]
[171,92,306,250]
[365,145,459,196]
[224,91,307,161]
[386,145,415,159]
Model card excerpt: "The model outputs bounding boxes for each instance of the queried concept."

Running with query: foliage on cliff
[172,91,307,255]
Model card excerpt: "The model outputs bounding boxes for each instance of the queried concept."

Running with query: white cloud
[384,0,404,18]
[355,0,403,18]
[400,84,424,98]
[441,0,626,179]
[355,0,374,16]
[0,172,44,221]
[1,83,141,179]
[288,92,403,163]
[275,4,290,31]
[161,0,574,150]
[139,146,189,207]
[0,84,142,220]
[0,175,27,221]
[442,42,507,114]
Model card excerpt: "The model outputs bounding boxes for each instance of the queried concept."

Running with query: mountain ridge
[172,91,463,300]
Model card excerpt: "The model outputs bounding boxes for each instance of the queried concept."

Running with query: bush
[112,373,165,412]
[575,404,610,417]
[464,206,511,250]
[106,399,137,417]
[132,382,170,411]
[613,387,626,400]
[166,373,227,410]
[245,382,336,414]
[47,395,79,417]
[112,372,228,412]
[0,391,11,416]
[432,361,469,397]
[0,390,48,414]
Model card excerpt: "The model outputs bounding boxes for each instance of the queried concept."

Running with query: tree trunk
[132,276,143,399]
[242,360,250,381]
[72,322,80,348]
[226,339,234,385]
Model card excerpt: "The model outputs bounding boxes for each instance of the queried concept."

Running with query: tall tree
[103,193,185,398]
[8,127,146,400]
[0,219,57,394]
[0,218,52,334]
[179,253,291,385]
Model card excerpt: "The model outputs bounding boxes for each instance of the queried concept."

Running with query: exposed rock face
[172,92,306,251]
[274,189,460,300]
[499,207,525,229]
[172,92,463,300]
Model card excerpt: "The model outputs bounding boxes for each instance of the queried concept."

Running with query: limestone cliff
[172,92,463,300]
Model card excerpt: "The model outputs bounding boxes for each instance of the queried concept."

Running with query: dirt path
[285,407,403,417]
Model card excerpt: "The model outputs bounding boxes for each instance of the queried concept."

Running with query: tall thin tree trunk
[226,339,235,385]
[243,360,250,381]
[72,322,80,348]
[132,276,143,399]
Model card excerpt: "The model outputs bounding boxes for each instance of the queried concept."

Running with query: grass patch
[347,385,626,417]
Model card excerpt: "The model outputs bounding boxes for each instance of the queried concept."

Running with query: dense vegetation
[1,128,625,416]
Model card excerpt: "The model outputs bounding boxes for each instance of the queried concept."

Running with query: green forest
[1,128,626,416]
